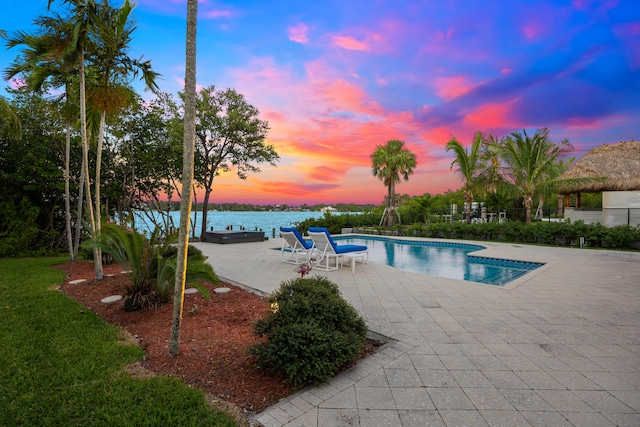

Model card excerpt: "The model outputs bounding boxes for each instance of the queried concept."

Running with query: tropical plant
[0,97,21,139]
[446,131,484,223]
[0,31,22,138]
[371,139,417,227]
[491,128,575,223]
[154,246,215,304]
[84,223,215,311]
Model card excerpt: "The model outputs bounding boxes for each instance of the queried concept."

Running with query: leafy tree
[173,85,278,238]
[370,139,417,227]
[106,93,182,231]
[446,131,484,223]
[195,87,277,238]
[4,11,82,259]
[171,0,198,357]
[0,87,70,253]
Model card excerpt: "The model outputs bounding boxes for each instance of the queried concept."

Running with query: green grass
[0,258,239,426]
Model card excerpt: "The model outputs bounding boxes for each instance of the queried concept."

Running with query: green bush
[162,244,204,260]
[297,212,382,234]
[251,276,367,387]
[0,198,40,257]
[303,214,640,251]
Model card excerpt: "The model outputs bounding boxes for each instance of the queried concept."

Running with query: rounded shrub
[251,276,367,387]
[161,244,204,260]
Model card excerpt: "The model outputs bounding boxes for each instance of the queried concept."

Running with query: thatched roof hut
[559,141,640,193]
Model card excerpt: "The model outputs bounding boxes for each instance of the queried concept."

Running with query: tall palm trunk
[557,194,564,217]
[170,0,198,357]
[79,45,102,279]
[524,194,533,224]
[94,110,107,272]
[64,118,75,260]
[74,154,85,258]
[464,191,473,224]
[385,181,395,227]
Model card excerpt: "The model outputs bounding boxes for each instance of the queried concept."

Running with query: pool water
[334,236,542,286]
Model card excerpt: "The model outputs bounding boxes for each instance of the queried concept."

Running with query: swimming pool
[333,236,543,286]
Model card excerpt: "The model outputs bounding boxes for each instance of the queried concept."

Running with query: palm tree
[4,13,81,260]
[446,131,483,223]
[0,98,21,139]
[87,0,159,277]
[170,0,198,357]
[531,156,574,219]
[371,139,417,227]
[494,128,574,223]
[0,31,22,137]
[45,0,102,276]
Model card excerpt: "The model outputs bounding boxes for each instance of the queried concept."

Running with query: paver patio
[194,237,640,427]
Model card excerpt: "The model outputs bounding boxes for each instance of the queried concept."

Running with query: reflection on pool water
[333,236,543,286]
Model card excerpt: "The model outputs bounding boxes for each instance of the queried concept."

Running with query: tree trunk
[93,110,107,278]
[78,48,101,279]
[385,181,395,227]
[557,194,563,217]
[170,0,198,357]
[64,119,74,260]
[191,184,198,239]
[74,155,85,259]
[524,194,533,224]
[465,190,472,224]
[200,187,212,238]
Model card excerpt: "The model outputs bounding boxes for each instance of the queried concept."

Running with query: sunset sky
[1,0,639,206]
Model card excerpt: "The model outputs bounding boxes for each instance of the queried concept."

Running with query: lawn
[0,257,240,426]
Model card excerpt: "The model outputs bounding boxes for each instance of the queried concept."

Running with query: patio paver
[193,236,640,426]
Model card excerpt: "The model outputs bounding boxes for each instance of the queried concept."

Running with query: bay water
[131,210,326,238]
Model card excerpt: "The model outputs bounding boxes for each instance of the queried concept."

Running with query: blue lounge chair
[307,227,368,272]
[280,227,314,264]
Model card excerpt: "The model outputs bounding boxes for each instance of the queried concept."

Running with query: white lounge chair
[307,227,368,273]
[279,227,314,264]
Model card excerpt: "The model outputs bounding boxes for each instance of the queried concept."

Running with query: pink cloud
[433,76,475,101]
[521,23,542,41]
[333,35,370,51]
[306,165,346,182]
[572,0,620,11]
[329,26,396,55]
[563,117,604,129]
[288,23,310,44]
[204,9,235,19]
[225,55,462,202]
[463,100,519,131]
